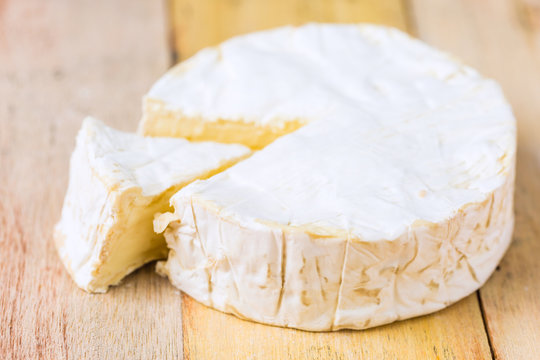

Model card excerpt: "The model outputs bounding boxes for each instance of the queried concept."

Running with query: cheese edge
[156,156,515,331]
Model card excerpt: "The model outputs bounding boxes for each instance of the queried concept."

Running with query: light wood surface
[1,0,539,358]
[182,294,491,360]
[0,0,182,358]
[170,0,409,59]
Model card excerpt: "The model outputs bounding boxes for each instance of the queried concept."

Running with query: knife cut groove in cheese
[142,99,305,149]
[54,117,250,293]
[149,24,516,331]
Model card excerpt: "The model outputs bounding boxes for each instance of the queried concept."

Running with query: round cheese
[151,24,516,331]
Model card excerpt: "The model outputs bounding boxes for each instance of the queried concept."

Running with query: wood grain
[182,294,491,360]
[410,0,540,358]
[170,0,409,60]
[0,0,183,358]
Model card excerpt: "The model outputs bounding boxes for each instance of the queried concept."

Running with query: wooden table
[1,0,539,358]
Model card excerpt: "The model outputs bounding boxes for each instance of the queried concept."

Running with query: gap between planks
[477,291,496,360]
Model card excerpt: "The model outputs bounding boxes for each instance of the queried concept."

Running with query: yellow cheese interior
[140,99,305,150]
[89,157,249,291]
[93,97,303,291]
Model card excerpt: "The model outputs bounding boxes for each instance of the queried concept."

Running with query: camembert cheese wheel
[147,24,515,331]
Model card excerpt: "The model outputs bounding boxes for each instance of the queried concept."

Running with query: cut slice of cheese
[54,117,250,293]
[152,24,516,331]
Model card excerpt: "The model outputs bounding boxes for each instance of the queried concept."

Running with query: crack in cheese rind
[54,118,250,293]
[152,24,516,331]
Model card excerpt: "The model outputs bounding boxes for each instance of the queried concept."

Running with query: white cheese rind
[153,24,516,330]
[140,24,497,149]
[157,169,513,331]
[145,24,482,126]
[54,117,250,293]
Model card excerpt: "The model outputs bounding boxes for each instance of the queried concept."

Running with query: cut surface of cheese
[153,24,516,331]
[54,117,250,293]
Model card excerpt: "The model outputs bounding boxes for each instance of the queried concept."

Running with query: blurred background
[1,0,539,359]
[168,0,408,60]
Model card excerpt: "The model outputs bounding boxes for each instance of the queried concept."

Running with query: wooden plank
[410,0,540,358]
[0,0,183,358]
[170,0,410,60]
[182,294,491,360]
[170,1,493,359]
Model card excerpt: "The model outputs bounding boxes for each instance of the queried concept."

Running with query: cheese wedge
[54,117,250,293]
[152,24,516,331]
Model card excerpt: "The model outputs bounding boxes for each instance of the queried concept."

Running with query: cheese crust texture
[54,117,250,293]
[152,24,516,331]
